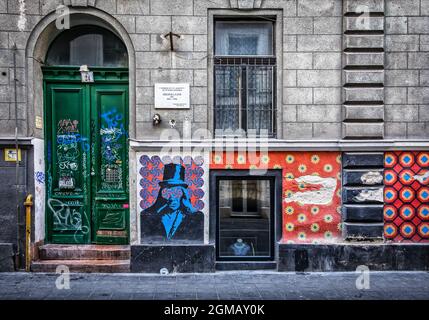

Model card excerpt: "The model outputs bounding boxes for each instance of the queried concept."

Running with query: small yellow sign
[4,148,21,162]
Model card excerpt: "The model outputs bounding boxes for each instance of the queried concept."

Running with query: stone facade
[0,0,428,272]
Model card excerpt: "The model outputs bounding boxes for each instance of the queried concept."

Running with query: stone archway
[25,7,138,245]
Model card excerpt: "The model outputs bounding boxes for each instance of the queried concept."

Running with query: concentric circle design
[384,187,397,203]
[399,205,415,220]
[384,223,398,238]
[384,152,429,242]
[417,205,429,220]
[399,153,415,167]
[400,223,416,238]
[418,223,429,237]
[399,187,415,202]
[399,170,415,185]
[417,187,429,202]
[385,153,397,168]
[384,170,397,185]
[384,205,397,221]
[416,153,429,167]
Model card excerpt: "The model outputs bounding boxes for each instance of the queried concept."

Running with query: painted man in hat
[141,163,204,241]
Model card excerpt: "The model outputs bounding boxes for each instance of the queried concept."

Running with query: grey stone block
[342,122,384,138]
[283,122,313,139]
[343,87,384,102]
[136,104,153,122]
[385,105,419,121]
[344,52,384,66]
[0,32,8,49]
[386,52,408,69]
[408,87,429,104]
[419,105,429,121]
[298,0,342,17]
[407,122,429,138]
[283,35,297,51]
[423,0,429,15]
[136,52,171,69]
[344,70,384,84]
[283,70,297,87]
[297,105,341,122]
[313,52,342,69]
[172,17,207,35]
[151,69,193,84]
[297,35,341,51]
[136,16,171,34]
[284,17,313,34]
[150,0,193,15]
[193,105,208,123]
[114,15,135,33]
[386,35,419,51]
[344,35,384,49]
[283,52,312,69]
[385,122,407,138]
[262,0,297,16]
[283,87,312,104]
[385,17,408,34]
[420,70,429,86]
[385,70,419,86]
[408,52,429,69]
[297,70,341,87]
[193,0,230,16]
[171,52,207,69]
[344,0,384,13]
[344,105,384,120]
[136,86,153,104]
[385,87,407,104]
[282,105,297,122]
[345,16,384,31]
[421,35,429,51]
[117,0,149,14]
[151,34,193,52]
[314,88,341,104]
[386,0,420,16]
[313,17,342,34]
[129,34,150,51]
[313,122,341,138]
[193,35,207,52]
[191,87,207,105]
[193,70,207,87]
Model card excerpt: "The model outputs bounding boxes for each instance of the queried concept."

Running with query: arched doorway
[43,25,129,244]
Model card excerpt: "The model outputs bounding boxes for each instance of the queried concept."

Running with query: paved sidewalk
[0,271,428,300]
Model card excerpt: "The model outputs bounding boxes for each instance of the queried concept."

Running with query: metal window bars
[214,57,276,137]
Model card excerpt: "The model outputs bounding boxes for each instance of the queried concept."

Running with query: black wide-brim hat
[159,163,188,188]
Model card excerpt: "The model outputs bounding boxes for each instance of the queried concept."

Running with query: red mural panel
[210,152,342,243]
[384,151,429,242]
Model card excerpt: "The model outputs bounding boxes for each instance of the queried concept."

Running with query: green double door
[44,68,129,244]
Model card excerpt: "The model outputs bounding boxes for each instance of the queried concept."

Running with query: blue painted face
[162,186,184,211]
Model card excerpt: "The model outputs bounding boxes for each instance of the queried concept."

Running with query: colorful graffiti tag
[210,152,342,243]
[384,151,429,242]
[139,155,205,241]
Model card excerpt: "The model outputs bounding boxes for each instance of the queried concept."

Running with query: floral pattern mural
[210,152,342,243]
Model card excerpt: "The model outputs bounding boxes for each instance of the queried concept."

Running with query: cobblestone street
[0,271,428,300]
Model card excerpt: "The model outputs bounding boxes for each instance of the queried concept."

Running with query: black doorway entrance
[210,170,282,270]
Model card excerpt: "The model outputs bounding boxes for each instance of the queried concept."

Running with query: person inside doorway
[141,163,204,241]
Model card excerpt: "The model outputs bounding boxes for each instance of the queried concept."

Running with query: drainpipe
[12,43,22,269]
[24,194,33,272]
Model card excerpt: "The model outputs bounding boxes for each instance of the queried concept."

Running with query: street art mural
[139,155,207,242]
[384,151,429,242]
[210,152,342,243]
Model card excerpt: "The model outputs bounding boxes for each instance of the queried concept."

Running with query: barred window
[214,20,276,137]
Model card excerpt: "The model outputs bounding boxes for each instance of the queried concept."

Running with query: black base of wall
[0,243,15,272]
[278,243,429,272]
[131,244,215,273]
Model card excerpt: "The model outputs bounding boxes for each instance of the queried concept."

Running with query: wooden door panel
[45,84,91,244]
[91,85,129,244]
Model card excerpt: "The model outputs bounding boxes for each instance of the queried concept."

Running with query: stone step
[31,259,130,273]
[215,261,277,271]
[39,244,130,260]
